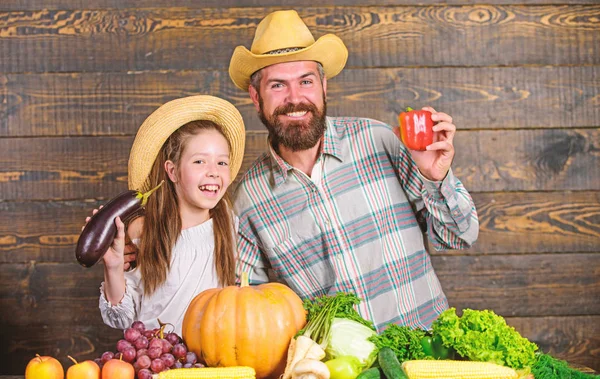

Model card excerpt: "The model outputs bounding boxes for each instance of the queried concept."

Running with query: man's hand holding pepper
[394,106,456,182]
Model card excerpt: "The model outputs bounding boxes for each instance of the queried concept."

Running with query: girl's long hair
[137,120,236,295]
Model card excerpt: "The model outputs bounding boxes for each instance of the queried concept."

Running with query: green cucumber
[378,347,408,379]
[356,367,382,379]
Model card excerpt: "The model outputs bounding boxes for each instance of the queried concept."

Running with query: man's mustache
[273,103,317,116]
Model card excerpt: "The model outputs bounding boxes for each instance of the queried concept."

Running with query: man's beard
[258,96,327,152]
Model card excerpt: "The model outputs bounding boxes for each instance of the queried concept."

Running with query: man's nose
[286,84,302,104]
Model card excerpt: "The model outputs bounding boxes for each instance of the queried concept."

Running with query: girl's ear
[164,160,178,183]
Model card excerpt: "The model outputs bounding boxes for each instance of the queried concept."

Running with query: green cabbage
[325,317,378,370]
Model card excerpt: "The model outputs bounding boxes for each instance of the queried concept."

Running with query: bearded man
[229,10,479,331]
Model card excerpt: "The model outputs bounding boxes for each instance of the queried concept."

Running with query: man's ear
[249,85,261,112]
[322,76,327,100]
[164,160,178,183]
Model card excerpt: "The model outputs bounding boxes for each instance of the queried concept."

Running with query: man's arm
[418,169,479,250]
[384,108,479,250]
[235,229,270,284]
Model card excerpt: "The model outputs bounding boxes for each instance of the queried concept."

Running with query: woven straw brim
[229,34,348,91]
[128,95,245,192]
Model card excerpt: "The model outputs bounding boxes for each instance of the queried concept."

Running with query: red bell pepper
[398,107,434,151]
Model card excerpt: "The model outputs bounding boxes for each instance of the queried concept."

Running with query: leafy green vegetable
[531,353,597,379]
[298,293,374,348]
[302,292,375,332]
[298,293,378,372]
[432,308,538,369]
[369,324,427,363]
[326,318,378,370]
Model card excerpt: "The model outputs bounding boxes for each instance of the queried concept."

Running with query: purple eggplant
[75,181,163,268]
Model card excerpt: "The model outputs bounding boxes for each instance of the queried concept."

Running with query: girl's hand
[82,208,137,271]
[80,208,126,270]
[123,216,143,271]
[82,206,102,230]
[102,216,126,271]
[123,242,138,272]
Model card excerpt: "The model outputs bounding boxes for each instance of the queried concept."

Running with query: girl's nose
[206,163,220,177]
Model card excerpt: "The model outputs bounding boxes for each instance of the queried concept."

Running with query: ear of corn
[155,366,256,379]
[401,360,519,379]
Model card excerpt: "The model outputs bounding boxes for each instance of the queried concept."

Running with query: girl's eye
[194,160,204,164]
[218,161,229,166]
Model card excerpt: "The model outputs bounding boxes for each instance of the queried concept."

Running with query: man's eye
[301,79,312,85]
[271,83,283,89]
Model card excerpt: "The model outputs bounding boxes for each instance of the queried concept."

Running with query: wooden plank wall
[0,1,598,375]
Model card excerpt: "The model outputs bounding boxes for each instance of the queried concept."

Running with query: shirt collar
[268,117,344,187]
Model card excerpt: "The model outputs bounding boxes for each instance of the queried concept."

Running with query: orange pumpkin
[182,273,307,379]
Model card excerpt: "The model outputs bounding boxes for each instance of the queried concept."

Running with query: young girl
[95,95,245,336]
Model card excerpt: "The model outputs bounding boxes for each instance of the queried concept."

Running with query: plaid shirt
[233,117,478,331]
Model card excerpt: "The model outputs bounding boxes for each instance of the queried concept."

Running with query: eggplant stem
[139,180,164,206]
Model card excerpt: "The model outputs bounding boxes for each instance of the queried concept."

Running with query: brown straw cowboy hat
[128,95,246,192]
[229,10,348,91]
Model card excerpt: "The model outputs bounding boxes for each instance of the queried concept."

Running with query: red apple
[101,358,134,379]
[66,356,100,379]
[25,354,64,379]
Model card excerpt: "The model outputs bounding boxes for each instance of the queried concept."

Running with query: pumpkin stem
[241,272,249,287]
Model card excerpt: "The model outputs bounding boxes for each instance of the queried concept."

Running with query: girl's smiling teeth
[199,184,220,193]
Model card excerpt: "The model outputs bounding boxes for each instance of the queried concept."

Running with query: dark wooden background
[0,0,598,376]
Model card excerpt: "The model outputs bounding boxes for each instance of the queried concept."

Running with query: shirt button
[452,210,460,216]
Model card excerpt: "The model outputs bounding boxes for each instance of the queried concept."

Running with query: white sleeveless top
[99,217,235,336]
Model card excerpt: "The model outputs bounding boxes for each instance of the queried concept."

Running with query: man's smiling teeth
[199,185,219,191]
[286,111,307,117]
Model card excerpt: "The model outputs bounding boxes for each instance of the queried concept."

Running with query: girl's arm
[102,216,127,305]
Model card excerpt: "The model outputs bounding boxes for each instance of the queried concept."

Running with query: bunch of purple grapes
[94,321,204,379]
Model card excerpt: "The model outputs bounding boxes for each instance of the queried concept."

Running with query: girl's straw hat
[229,10,348,91]
[128,95,245,192]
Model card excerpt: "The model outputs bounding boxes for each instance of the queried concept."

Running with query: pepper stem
[241,272,249,287]
[139,180,164,206]
[406,106,414,112]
